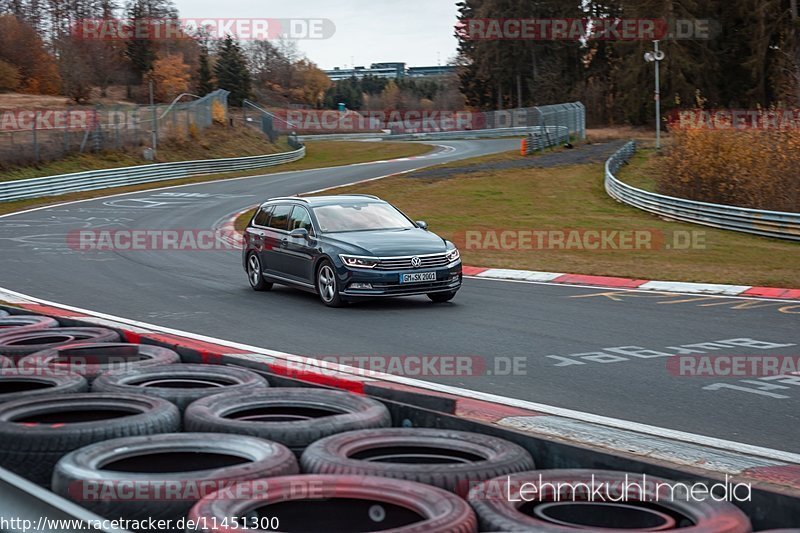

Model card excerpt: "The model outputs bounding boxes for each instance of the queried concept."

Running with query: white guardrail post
[605,141,800,241]
[0,146,306,203]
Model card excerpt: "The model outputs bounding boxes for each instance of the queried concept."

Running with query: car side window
[252,205,272,227]
[268,204,292,231]
[288,206,314,235]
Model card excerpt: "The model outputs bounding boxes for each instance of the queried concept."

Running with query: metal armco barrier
[299,125,570,144]
[0,146,306,203]
[605,141,800,241]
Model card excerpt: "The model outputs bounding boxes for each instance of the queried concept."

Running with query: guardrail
[605,141,800,241]
[298,125,570,143]
[0,146,306,203]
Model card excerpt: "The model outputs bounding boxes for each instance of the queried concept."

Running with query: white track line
[0,285,798,465]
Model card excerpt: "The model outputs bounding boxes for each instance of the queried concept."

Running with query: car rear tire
[317,260,345,307]
[53,432,298,522]
[428,290,458,303]
[247,253,273,292]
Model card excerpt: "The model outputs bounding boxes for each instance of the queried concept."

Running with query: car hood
[322,228,449,256]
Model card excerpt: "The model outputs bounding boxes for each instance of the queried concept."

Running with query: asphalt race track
[1,139,798,452]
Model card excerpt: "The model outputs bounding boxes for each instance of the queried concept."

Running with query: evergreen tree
[197,46,214,96]
[214,35,251,106]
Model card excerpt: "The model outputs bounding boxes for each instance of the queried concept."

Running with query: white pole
[654,40,661,150]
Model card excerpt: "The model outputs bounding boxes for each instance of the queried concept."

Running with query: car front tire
[427,290,458,303]
[246,253,273,292]
[317,260,345,307]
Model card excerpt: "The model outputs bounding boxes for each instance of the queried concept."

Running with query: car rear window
[268,205,293,231]
[253,206,272,227]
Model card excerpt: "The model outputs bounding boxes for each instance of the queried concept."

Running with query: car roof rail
[347,194,382,200]
[265,196,310,203]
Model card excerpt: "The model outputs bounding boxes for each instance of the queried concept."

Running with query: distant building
[325,66,399,81]
[407,65,456,78]
[324,63,455,81]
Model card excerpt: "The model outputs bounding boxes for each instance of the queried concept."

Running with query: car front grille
[374,253,451,270]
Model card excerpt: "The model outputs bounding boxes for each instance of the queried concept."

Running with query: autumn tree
[57,37,94,103]
[288,59,331,107]
[0,15,60,94]
[146,53,191,102]
[0,59,20,91]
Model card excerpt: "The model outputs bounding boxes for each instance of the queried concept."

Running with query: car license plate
[400,272,437,284]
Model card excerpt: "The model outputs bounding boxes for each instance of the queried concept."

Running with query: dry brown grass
[658,129,800,212]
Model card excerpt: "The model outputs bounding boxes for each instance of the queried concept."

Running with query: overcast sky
[172,0,461,70]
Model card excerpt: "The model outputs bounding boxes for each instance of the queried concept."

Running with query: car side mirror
[416,221,428,230]
[289,228,310,239]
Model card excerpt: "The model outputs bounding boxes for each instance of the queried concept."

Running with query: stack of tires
[0,311,770,531]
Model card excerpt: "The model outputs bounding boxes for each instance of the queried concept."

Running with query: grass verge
[0,141,432,217]
[1,126,292,181]
[284,149,799,288]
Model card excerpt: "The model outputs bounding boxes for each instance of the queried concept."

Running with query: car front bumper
[339,261,462,298]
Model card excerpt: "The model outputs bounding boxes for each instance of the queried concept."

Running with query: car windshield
[313,202,415,233]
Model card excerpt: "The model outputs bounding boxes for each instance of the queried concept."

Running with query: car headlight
[340,254,380,269]
[446,247,460,263]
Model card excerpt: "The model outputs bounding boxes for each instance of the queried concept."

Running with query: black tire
[0,315,59,334]
[0,355,12,369]
[0,393,180,487]
[0,328,121,362]
[188,474,478,533]
[301,428,535,496]
[92,364,269,412]
[19,343,180,382]
[184,389,391,455]
[468,470,752,533]
[427,290,458,303]
[0,369,88,403]
[316,259,345,307]
[246,252,273,291]
[52,432,299,522]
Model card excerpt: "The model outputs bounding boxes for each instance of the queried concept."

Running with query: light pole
[644,40,665,150]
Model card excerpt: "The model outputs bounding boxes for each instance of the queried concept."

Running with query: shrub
[658,127,800,213]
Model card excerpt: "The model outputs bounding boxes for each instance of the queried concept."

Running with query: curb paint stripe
[553,274,648,288]
[467,266,800,300]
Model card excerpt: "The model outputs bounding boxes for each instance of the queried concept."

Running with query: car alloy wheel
[317,261,344,307]
[246,253,272,292]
